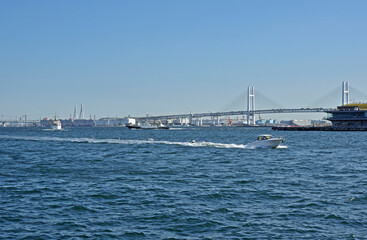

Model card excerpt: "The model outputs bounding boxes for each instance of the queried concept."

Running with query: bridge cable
[306,85,340,108]
[349,86,367,103]
[219,91,247,112]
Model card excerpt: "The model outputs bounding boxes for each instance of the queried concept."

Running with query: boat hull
[50,120,62,130]
[126,125,141,129]
[247,138,284,148]
[126,124,169,130]
[126,125,156,130]
[51,125,62,130]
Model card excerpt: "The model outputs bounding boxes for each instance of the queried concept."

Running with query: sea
[0,126,366,239]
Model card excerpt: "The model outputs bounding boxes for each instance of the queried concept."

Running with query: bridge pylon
[342,81,350,106]
[79,104,85,120]
[73,105,77,120]
[247,86,255,125]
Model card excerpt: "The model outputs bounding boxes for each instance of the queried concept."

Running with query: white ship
[126,121,169,130]
[126,122,156,129]
[50,117,62,130]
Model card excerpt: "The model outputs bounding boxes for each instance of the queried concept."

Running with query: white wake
[0,135,286,149]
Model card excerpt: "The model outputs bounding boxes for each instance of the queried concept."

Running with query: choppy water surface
[1,127,366,239]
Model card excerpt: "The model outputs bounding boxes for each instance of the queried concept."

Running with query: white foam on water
[0,135,247,149]
[156,140,247,149]
[0,135,286,150]
[42,129,68,132]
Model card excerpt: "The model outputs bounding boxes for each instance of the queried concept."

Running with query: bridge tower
[73,105,77,120]
[342,81,350,106]
[247,86,255,125]
[79,104,85,119]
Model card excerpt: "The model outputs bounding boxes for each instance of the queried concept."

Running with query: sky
[1,0,367,120]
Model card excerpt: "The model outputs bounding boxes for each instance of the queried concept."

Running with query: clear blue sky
[1,0,367,120]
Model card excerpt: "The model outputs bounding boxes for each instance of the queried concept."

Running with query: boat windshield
[257,135,273,141]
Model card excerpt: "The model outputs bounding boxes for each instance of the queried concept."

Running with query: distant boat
[50,116,62,130]
[157,122,169,129]
[126,122,169,130]
[126,122,155,130]
[247,134,284,148]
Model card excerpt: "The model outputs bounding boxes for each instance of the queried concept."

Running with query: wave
[0,135,286,149]
[42,129,68,132]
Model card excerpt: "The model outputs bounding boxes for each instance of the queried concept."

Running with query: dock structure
[273,102,367,131]
[1,120,40,127]
[272,126,367,131]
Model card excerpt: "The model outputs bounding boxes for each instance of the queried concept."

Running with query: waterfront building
[40,117,134,127]
[326,103,367,129]
[279,119,312,127]
[73,119,94,127]
[256,119,277,126]
[95,118,134,127]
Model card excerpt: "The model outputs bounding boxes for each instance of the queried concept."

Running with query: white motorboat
[247,134,284,148]
[50,117,62,130]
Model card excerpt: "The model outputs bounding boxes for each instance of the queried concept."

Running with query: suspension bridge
[136,81,366,125]
[2,82,366,127]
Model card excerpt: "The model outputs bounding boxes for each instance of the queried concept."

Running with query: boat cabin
[257,135,273,141]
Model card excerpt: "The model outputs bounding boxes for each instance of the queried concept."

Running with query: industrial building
[40,117,135,127]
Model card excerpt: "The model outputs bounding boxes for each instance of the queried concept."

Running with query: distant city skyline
[1,0,367,120]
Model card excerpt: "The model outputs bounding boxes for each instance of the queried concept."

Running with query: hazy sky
[1,0,367,120]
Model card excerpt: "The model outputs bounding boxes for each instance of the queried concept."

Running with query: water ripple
[1,128,367,239]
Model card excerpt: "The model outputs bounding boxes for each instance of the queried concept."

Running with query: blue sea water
[0,126,367,239]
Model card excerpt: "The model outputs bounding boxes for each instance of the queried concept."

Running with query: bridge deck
[135,108,333,120]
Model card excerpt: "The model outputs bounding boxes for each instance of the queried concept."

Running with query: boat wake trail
[0,135,286,149]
